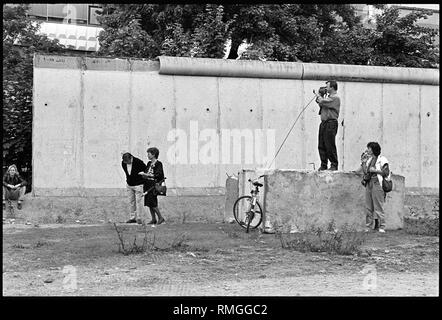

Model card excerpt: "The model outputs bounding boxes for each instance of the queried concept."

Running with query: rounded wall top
[159,56,439,85]
[33,54,439,85]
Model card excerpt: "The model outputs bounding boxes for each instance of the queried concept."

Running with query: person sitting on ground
[3,164,27,210]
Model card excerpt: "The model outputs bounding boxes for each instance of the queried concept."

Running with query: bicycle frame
[233,175,265,232]
[249,186,260,210]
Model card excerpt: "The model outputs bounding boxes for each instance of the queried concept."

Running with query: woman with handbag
[138,147,166,225]
[359,142,390,233]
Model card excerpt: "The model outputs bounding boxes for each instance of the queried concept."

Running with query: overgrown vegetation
[3,4,66,182]
[96,4,439,67]
[113,223,189,255]
[277,221,366,255]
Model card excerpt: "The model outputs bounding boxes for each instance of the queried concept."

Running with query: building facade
[27,3,103,52]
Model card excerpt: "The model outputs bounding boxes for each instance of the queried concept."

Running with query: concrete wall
[33,54,439,199]
[236,170,406,231]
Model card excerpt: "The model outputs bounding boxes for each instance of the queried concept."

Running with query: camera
[313,86,328,97]
[361,150,369,161]
[318,86,328,97]
[361,173,371,187]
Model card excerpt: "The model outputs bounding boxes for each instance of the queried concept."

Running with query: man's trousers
[126,184,145,220]
[365,178,386,229]
[318,119,338,169]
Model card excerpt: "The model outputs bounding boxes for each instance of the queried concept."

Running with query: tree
[3,4,65,182]
[370,6,439,68]
[96,4,438,68]
[243,4,364,62]
[95,4,370,62]
[96,4,232,58]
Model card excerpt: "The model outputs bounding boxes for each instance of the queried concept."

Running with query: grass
[113,223,189,255]
[278,221,367,255]
[3,222,439,296]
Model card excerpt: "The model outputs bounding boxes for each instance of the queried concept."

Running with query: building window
[28,3,48,19]
[88,5,102,25]
[27,3,101,26]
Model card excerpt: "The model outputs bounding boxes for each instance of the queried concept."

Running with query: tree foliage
[96,4,439,68]
[3,4,65,175]
[371,6,439,67]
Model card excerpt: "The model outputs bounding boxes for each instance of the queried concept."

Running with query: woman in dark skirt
[139,147,165,225]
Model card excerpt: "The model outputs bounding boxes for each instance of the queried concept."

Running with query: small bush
[113,223,189,255]
[278,221,366,255]
[12,244,28,249]
[113,223,154,255]
[73,208,82,217]
[34,241,49,248]
[404,217,439,236]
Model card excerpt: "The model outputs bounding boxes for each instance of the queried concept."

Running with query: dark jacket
[122,157,147,186]
[144,160,165,183]
[3,174,27,190]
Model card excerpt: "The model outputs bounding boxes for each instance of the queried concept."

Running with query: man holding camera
[314,80,340,171]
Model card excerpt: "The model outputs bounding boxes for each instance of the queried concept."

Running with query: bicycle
[232,175,264,233]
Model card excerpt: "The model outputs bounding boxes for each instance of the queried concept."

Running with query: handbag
[382,176,393,193]
[154,178,167,196]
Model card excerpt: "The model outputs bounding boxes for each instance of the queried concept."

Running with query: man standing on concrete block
[315,80,340,171]
[122,152,147,223]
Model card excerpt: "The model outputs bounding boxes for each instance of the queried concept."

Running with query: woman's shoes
[147,220,157,225]
[157,218,165,225]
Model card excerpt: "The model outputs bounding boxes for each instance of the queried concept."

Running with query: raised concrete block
[238,169,405,232]
[224,174,239,223]
[403,187,439,236]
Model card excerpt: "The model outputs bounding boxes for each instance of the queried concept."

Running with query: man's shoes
[318,166,328,171]
[329,166,338,171]
[157,218,165,225]
[126,218,137,223]
[378,228,386,233]
[17,202,22,210]
[147,220,157,225]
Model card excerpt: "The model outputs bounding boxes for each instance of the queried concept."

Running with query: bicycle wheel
[233,196,263,230]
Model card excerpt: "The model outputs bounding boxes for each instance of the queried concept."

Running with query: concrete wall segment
[158,55,439,85]
[32,54,439,193]
[159,56,305,79]
[35,54,438,85]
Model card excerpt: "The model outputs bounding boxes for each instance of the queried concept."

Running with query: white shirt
[127,163,132,175]
[365,155,390,185]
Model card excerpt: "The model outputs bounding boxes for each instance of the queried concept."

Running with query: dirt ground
[2,220,439,296]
